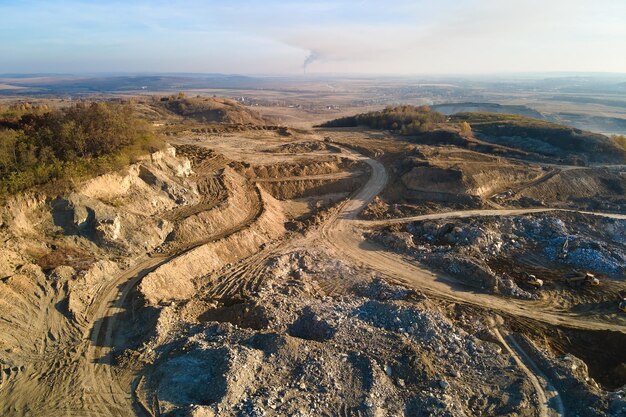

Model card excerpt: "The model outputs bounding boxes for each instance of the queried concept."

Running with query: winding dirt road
[319,148,626,334]
[82,183,267,416]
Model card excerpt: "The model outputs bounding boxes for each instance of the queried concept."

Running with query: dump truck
[564,271,600,287]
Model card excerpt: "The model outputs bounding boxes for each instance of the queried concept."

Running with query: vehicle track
[205,251,270,299]
[84,183,266,415]
[86,256,169,416]
[494,328,565,417]
[488,166,561,202]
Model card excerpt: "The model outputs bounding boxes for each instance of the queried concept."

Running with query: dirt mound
[239,156,362,179]
[363,145,547,217]
[260,176,364,200]
[0,263,50,355]
[160,168,253,252]
[233,156,367,200]
[138,249,542,417]
[368,211,626,313]
[160,96,268,125]
[173,145,220,165]
[511,167,626,212]
[0,193,48,234]
[67,260,120,321]
[268,141,338,154]
[139,188,285,305]
[401,162,540,199]
[51,147,195,255]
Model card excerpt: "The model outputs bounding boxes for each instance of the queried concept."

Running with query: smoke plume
[303,50,320,73]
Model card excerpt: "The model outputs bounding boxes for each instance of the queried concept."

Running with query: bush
[613,135,626,150]
[0,101,164,197]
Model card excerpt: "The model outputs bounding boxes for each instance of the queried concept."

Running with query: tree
[0,129,18,174]
[612,134,626,150]
[460,121,473,137]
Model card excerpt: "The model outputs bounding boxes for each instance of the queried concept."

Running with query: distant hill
[320,106,626,164]
[0,74,266,96]
[451,112,626,164]
[546,95,626,108]
[432,102,545,120]
[432,101,626,136]
[550,113,626,136]
[159,96,268,125]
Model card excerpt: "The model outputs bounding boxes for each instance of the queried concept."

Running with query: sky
[1,0,625,75]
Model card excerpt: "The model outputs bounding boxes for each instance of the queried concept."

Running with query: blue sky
[1,0,625,74]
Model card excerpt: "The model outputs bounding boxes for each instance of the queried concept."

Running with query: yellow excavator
[524,273,544,289]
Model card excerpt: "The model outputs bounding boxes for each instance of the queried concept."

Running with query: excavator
[513,270,544,289]
[564,271,600,287]
[524,273,544,289]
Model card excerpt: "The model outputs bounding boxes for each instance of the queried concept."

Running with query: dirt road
[357,207,626,227]
[494,328,565,417]
[320,148,626,334]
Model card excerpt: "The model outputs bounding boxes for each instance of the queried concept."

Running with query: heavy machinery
[564,271,600,287]
[524,273,544,289]
[619,291,626,313]
[558,238,569,260]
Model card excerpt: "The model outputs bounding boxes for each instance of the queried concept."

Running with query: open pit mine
[1,97,625,417]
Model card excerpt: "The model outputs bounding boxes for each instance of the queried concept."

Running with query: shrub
[613,135,626,150]
[0,101,164,197]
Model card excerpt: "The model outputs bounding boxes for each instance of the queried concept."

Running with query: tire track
[494,328,565,417]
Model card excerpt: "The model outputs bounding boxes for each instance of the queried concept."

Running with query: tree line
[319,105,446,134]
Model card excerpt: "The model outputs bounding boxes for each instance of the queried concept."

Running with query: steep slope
[451,112,626,164]
[139,176,285,305]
